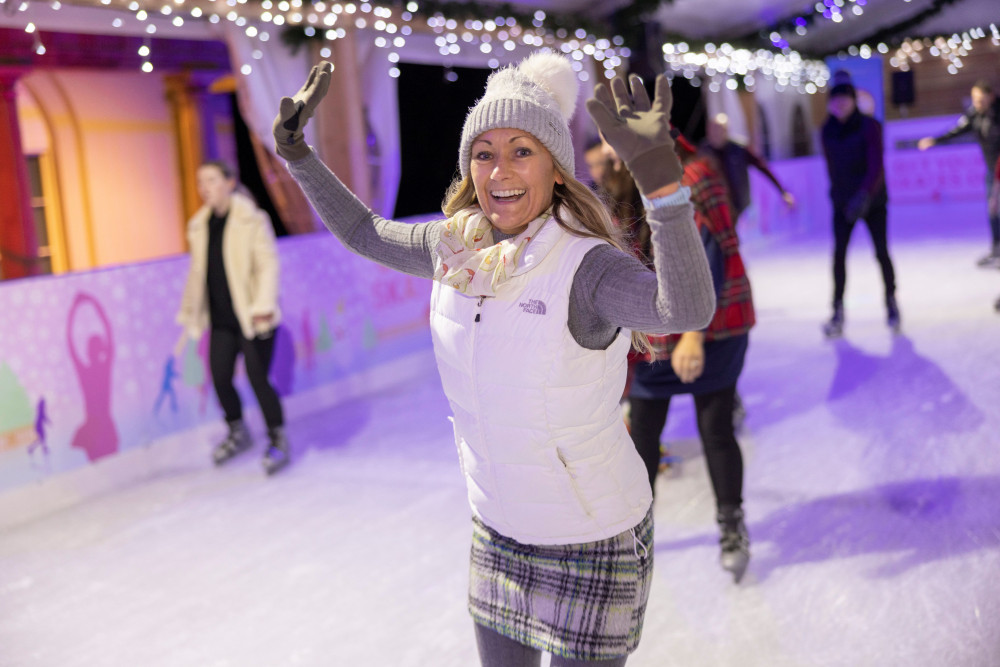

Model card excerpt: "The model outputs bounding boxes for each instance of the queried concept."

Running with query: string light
[140,37,152,71]
[877,23,997,74]
[12,0,631,82]
[662,42,829,94]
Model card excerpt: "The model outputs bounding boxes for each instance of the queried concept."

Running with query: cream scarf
[433,208,551,296]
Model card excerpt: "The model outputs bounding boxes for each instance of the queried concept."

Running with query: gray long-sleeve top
[288,151,715,349]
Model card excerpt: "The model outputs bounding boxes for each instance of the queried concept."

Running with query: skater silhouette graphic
[27,397,51,471]
[154,355,180,415]
[67,292,119,462]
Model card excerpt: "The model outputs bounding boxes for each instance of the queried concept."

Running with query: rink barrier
[0,228,433,524]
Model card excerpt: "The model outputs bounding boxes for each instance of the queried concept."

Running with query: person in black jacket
[918,80,1000,267]
[820,75,898,338]
[701,113,795,221]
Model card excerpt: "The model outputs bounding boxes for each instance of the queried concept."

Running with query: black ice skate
[822,305,844,339]
[717,506,750,583]
[886,296,901,334]
[975,244,1000,268]
[213,419,253,466]
[262,426,290,476]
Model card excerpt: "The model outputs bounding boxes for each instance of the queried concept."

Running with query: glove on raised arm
[585,74,683,195]
[272,61,333,162]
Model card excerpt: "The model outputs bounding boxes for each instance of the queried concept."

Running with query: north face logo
[518,299,547,315]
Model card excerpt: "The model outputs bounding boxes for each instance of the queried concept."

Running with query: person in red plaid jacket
[618,131,755,583]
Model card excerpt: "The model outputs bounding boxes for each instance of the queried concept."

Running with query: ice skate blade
[263,455,290,476]
[212,443,252,467]
[976,255,1000,268]
[721,551,749,584]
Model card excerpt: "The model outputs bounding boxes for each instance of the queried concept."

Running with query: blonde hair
[442,167,652,356]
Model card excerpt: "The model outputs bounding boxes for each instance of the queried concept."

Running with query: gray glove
[585,74,682,196]
[272,61,333,162]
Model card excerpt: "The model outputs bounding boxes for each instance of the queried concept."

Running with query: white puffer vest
[430,218,653,545]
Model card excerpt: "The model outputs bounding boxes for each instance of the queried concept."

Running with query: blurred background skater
[697,112,784,429]
[595,139,648,260]
[175,160,290,475]
[274,54,715,665]
[918,80,1000,267]
[583,135,612,190]
[701,113,795,222]
[625,130,755,583]
[591,137,651,449]
[598,132,751,436]
[992,158,1000,311]
[820,71,898,338]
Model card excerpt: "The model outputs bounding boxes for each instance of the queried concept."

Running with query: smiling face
[196,164,236,216]
[469,128,563,235]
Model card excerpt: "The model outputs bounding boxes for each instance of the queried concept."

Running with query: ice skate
[994,295,1000,313]
[717,506,750,583]
[975,244,1000,267]
[212,420,253,466]
[886,296,901,334]
[262,426,290,475]
[822,305,844,339]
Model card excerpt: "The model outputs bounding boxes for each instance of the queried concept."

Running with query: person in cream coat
[176,160,289,475]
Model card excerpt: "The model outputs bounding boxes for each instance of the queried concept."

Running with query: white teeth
[492,189,525,198]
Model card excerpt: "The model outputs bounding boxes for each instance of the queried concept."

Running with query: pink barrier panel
[740,142,986,242]
[0,231,431,493]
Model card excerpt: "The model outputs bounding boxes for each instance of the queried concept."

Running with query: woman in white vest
[273,53,715,666]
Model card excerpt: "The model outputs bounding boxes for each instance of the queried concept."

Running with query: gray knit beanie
[459,51,579,179]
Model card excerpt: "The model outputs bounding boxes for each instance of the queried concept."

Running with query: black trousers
[628,385,743,509]
[209,327,283,430]
[832,201,896,307]
[987,174,1000,246]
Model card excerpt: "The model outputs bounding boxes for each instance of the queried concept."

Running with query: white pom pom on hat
[515,50,579,121]
[458,50,579,179]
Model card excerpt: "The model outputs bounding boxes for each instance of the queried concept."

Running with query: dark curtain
[230,92,288,237]
[394,62,491,218]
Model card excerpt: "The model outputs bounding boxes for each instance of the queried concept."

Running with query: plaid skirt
[468,507,654,661]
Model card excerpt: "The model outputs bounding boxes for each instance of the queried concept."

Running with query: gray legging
[474,623,629,667]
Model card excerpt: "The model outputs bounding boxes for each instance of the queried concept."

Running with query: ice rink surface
[3,200,1000,666]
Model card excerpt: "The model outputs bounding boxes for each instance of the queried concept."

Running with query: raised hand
[272,61,334,161]
[585,74,683,195]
